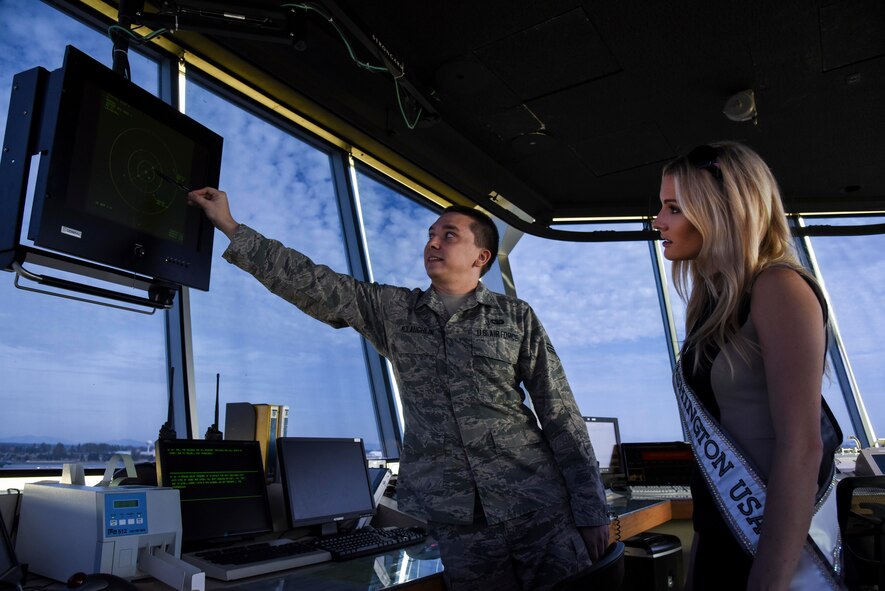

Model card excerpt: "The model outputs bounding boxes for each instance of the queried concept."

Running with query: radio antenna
[158,366,177,440]
[205,373,223,440]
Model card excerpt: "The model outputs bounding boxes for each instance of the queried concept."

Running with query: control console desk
[608,497,693,541]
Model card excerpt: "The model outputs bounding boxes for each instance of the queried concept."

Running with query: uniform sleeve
[222,224,393,357]
[519,305,608,527]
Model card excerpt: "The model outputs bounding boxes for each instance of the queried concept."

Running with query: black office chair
[551,541,625,591]
[836,475,885,591]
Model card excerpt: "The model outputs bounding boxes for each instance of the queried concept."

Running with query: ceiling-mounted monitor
[6,44,223,292]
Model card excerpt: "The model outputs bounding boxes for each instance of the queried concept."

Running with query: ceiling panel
[130,0,885,235]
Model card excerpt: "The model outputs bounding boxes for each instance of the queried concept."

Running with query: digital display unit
[277,437,375,536]
[621,441,694,486]
[583,416,624,477]
[26,45,222,290]
[155,439,273,549]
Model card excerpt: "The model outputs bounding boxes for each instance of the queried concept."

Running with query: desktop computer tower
[622,532,684,591]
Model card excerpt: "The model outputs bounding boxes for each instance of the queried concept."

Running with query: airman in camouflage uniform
[189,187,609,590]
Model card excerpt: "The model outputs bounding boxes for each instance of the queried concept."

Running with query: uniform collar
[418,282,492,311]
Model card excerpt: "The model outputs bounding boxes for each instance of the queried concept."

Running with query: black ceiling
[137,0,885,236]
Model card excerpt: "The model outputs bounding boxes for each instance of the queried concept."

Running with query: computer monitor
[583,416,624,481]
[277,437,375,536]
[155,439,273,550]
[11,44,222,291]
[621,441,694,486]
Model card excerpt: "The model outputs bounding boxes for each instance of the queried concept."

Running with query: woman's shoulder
[750,265,825,320]
[752,264,819,295]
[753,264,804,286]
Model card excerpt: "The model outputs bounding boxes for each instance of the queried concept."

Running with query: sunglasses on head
[687,144,723,184]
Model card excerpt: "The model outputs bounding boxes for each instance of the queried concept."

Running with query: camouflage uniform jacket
[224,224,608,527]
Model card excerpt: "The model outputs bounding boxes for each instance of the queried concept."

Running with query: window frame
[5,0,878,476]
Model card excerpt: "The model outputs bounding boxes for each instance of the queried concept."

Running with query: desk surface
[29,542,445,591]
[217,500,692,589]
[167,500,688,590]
[208,544,445,591]
[29,501,690,591]
[196,500,687,590]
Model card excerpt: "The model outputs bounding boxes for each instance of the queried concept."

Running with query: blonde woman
[653,142,843,590]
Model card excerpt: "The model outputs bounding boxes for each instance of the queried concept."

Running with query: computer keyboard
[181,539,332,581]
[627,485,692,500]
[314,526,427,561]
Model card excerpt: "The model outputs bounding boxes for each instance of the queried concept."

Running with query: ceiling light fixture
[551,215,647,223]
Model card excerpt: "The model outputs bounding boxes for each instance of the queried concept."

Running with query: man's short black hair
[443,205,499,276]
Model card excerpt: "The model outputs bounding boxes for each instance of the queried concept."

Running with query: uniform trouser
[428,502,591,591]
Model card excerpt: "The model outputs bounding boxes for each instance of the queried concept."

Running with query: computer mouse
[66,572,138,591]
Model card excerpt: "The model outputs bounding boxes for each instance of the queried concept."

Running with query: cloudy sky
[0,0,881,455]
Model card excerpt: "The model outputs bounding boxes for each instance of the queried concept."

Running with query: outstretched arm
[187,187,240,240]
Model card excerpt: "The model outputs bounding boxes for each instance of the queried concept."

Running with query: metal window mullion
[160,51,196,439]
[791,217,875,447]
[646,220,679,369]
[330,152,402,459]
[647,220,686,440]
[497,225,523,299]
[165,285,198,438]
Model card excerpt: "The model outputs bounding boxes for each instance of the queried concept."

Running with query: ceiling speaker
[723,90,756,122]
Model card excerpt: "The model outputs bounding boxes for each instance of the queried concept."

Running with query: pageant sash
[674,362,844,590]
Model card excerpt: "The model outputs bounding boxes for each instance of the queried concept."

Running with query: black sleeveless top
[682,271,841,536]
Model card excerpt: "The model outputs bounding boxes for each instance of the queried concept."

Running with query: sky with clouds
[0,0,881,455]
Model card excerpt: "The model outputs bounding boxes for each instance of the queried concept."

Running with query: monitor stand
[320,522,340,537]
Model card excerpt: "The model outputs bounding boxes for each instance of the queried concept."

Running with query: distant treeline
[0,441,151,467]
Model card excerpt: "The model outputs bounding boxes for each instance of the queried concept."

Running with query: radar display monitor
[583,416,624,478]
[277,437,375,536]
[155,439,272,549]
[22,45,222,290]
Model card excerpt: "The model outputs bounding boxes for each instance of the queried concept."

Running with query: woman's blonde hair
[664,141,812,370]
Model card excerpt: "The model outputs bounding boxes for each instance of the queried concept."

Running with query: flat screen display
[621,442,694,486]
[584,416,623,476]
[26,45,222,290]
[155,439,273,548]
[277,437,375,533]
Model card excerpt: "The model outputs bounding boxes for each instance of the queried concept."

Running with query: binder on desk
[256,404,279,481]
[225,402,285,481]
[278,405,289,439]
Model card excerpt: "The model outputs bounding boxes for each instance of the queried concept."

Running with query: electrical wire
[107,24,169,44]
[107,24,169,81]
[394,77,423,130]
[608,508,622,541]
[5,488,22,547]
[281,3,386,73]
[106,4,425,128]
[281,2,424,128]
